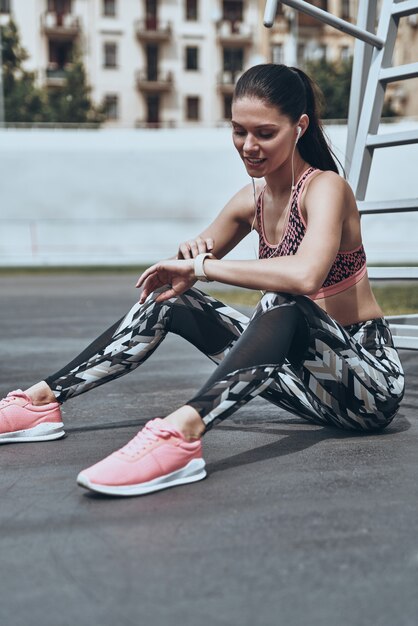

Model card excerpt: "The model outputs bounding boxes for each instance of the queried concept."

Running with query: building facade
[1,0,416,127]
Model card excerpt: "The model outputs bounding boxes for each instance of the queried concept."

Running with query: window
[185,0,198,21]
[48,0,72,12]
[185,46,199,71]
[147,94,160,125]
[271,44,284,64]
[104,42,117,68]
[317,44,327,60]
[340,45,351,61]
[297,43,306,66]
[145,0,157,28]
[146,44,158,80]
[0,0,11,13]
[222,1,243,22]
[186,97,200,121]
[223,95,233,120]
[49,40,72,68]
[341,0,350,20]
[300,42,327,63]
[104,94,119,120]
[103,0,116,17]
[223,47,243,73]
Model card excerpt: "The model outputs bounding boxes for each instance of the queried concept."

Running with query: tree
[46,54,105,124]
[1,19,104,125]
[1,20,46,123]
[305,58,395,120]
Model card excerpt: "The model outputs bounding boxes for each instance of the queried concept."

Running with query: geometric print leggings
[45,287,405,433]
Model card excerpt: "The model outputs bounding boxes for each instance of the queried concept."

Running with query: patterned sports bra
[256,167,367,300]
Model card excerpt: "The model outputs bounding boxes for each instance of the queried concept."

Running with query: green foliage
[373,284,418,316]
[305,58,352,119]
[305,58,396,120]
[45,58,105,124]
[1,19,104,125]
[1,20,47,122]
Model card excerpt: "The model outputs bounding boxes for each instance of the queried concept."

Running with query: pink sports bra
[256,167,367,300]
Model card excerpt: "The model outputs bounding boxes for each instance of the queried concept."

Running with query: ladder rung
[264,0,384,47]
[368,267,418,280]
[390,324,418,338]
[380,62,418,83]
[391,0,418,18]
[358,199,418,214]
[366,129,418,148]
[387,316,418,350]
[393,335,418,350]
[387,314,418,323]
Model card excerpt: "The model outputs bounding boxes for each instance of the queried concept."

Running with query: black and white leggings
[45,288,405,432]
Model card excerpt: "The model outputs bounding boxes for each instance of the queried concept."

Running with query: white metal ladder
[264,0,418,349]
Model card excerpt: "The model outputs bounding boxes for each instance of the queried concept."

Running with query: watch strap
[194,252,213,282]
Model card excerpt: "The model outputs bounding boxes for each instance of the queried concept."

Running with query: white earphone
[296,126,302,142]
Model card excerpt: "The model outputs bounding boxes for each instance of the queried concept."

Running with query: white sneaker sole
[77,458,207,496]
[0,422,65,443]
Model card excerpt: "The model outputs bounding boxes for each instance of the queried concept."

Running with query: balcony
[45,63,72,87]
[134,18,172,43]
[216,20,253,46]
[41,12,81,39]
[136,70,174,93]
[135,120,176,129]
[217,70,243,94]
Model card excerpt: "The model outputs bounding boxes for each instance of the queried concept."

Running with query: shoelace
[0,390,27,408]
[119,419,177,458]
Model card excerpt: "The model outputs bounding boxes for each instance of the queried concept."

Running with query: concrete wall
[0,123,417,266]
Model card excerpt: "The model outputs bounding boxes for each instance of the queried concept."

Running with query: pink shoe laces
[119,419,180,459]
[0,390,30,408]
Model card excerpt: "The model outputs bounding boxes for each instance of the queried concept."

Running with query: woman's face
[231,96,298,178]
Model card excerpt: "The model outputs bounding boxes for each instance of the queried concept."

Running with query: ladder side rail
[345,0,379,174]
[348,0,401,199]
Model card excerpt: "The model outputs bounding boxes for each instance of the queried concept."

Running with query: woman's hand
[136,259,196,304]
[177,237,214,259]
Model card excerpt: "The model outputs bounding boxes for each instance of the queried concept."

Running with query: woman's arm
[176,183,256,260]
[138,172,350,302]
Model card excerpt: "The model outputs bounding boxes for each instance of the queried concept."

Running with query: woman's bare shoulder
[308,169,348,191]
[305,170,356,210]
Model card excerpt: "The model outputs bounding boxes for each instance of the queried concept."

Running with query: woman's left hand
[136,259,196,304]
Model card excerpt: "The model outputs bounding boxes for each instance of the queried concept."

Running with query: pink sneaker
[77,418,206,496]
[0,390,65,443]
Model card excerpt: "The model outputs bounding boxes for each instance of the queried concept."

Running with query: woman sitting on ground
[0,64,404,497]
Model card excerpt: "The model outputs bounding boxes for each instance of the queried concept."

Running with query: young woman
[0,64,404,496]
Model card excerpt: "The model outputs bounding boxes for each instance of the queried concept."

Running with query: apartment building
[1,0,416,126]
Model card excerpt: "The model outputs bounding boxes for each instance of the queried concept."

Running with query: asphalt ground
[0,273,417,626]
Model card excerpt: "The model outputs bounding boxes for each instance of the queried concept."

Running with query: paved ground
[0,273,417,626]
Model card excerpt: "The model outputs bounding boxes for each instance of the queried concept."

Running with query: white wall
[0,123,417,266]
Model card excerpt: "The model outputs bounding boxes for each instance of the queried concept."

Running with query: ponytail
[289,67,339,173]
